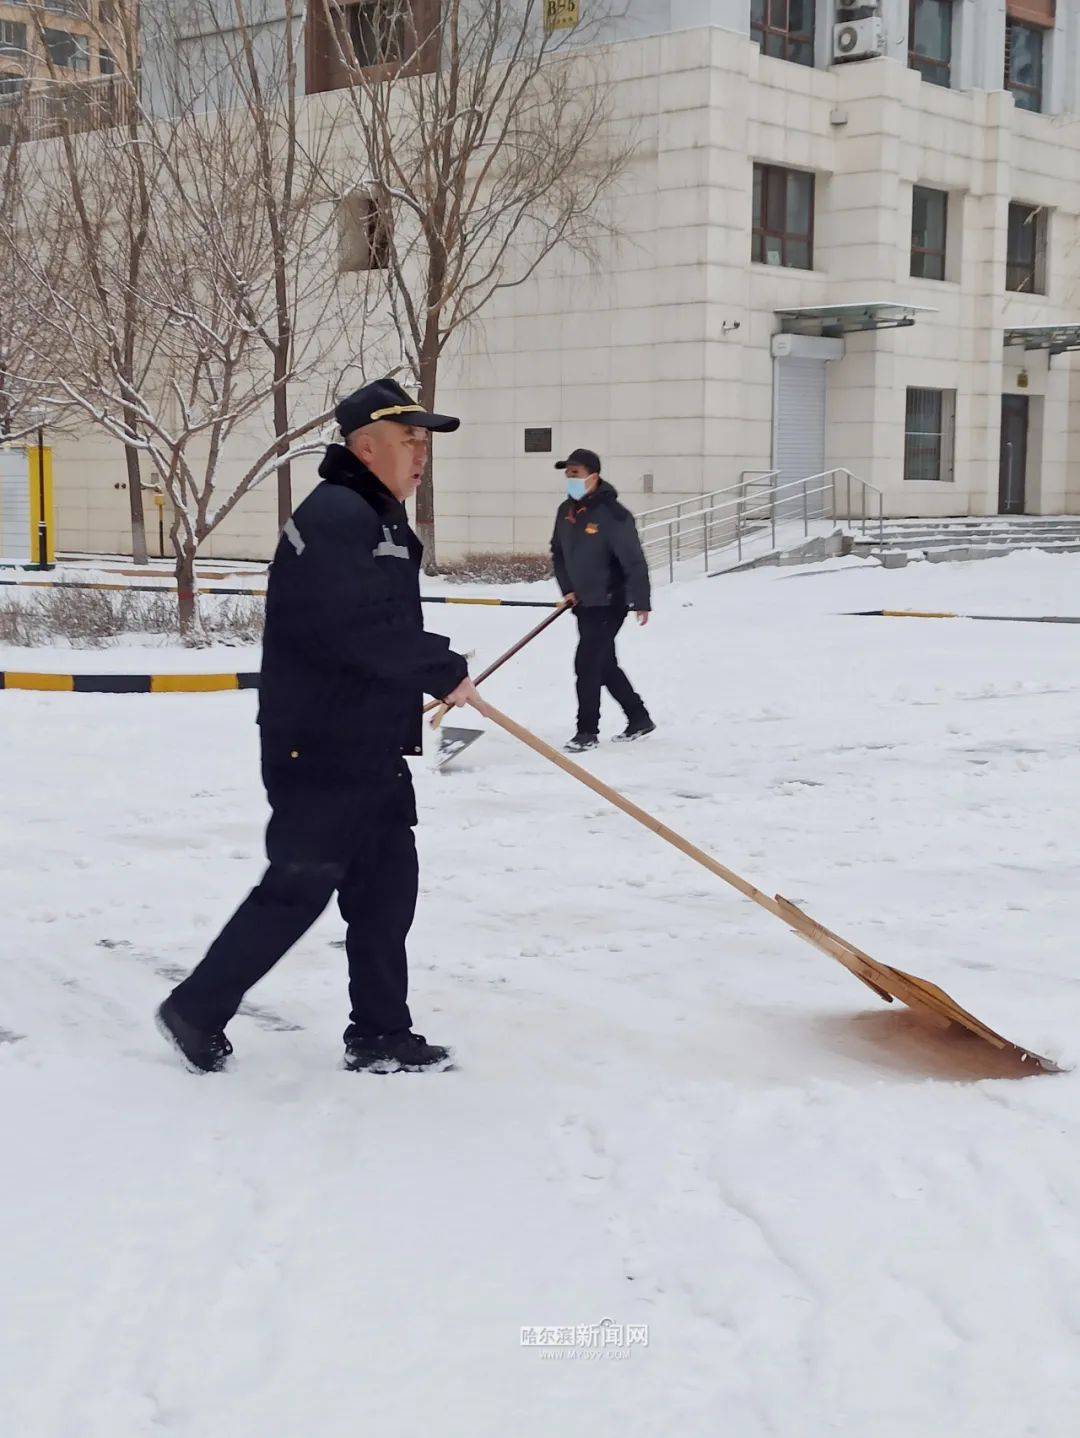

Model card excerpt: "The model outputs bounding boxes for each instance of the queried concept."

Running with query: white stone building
[53,0,1080,560]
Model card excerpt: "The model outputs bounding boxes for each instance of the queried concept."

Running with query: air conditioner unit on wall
[834,16,885,62]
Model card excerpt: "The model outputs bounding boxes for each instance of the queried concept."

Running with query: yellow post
[26,444,55,568]
[153,490,166,559]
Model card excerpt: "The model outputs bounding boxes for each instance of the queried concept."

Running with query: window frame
[1006,201,1047,294]
[908,0,954,88]
[904,388,956,483]
[910,185,949,282]
[307,0,439,97]
[751,162,815,272]
[1004,19,1044,113]
[0,20,28,57]
[346,0,408,69]
[337,190,392,273]
[750,0,815,68]
[43,27,91,72]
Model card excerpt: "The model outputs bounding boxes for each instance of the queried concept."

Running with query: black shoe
[565,732,599,753]
[613,715,656,743]
[156,996,233,1073]
[344,1030,454,1074]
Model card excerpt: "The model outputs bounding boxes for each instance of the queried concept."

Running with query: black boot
[344,1029,453,1073]
[613,714,656,743]
[565,731,599,753]
[156,996,233,1073]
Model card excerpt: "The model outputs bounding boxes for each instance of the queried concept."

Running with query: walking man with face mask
[157,378,479,1074]
[550,447,654,753]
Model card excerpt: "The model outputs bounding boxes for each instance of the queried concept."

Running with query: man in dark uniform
[157,378,478,1074]
[550,447,654,753]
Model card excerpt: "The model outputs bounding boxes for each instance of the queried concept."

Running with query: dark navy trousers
[171,740,418,1041]
[574,605,646,735]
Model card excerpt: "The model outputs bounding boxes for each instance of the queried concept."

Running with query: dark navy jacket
[551,480,651,611]
[257,446,467,762]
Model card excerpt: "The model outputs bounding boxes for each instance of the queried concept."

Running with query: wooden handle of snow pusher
[469,700,1067,1073]
[470,698,780,915]
[469,701,894,994]
[426,596,575,729]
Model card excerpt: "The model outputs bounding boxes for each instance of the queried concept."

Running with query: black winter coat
[550,480,651,611]
[257,446,467,762]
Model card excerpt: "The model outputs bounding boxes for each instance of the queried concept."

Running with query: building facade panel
[32,1,1080,559]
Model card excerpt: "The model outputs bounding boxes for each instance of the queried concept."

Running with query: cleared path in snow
[2,551,1080,1437]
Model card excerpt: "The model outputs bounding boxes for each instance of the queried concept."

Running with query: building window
[909,0,953,87]
[308,0,434,95]
[1006,202,1046,293]
[0,21,27,58]
[750,0,814,67]
[911,186,948,281]
[338,191,391,271]
[346,0,408,68]
[752,164,814,270]
[43,29,91,72]
[99,47,115,76]
[0,75,24,98]
[904,389,955,482]
[1004,21,1043,112]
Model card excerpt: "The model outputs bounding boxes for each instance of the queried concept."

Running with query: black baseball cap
[555,447,601,474]
[335,376,460,437]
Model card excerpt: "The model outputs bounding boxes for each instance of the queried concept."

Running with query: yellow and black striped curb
[0,576,267,598]
[0,576,557,609]
[0,671,260,693]
[851,609,1080,625]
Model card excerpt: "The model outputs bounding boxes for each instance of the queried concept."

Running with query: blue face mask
[566,478,588,501]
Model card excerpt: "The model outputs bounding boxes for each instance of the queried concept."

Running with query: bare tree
[185,0,357,528]
[0,68,73,442]
[17,1,376,634]
[0,80,38,440]
[314,0,634,567]
[23,0,162,563]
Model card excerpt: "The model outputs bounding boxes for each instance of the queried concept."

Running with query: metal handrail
[797,468,886,551]
[637,474,833,542]
[635,483,745,528]
[635,469,785,530]
[636,466,885,580]
[739,468,781,491]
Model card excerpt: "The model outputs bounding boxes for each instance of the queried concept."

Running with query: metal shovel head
[434,726,484,771]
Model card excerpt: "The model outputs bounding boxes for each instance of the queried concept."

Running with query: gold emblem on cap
[370,403,426,421]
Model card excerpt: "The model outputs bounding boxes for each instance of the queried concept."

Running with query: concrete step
[850,537,1080,566]
[878,535,1080,551]
[847,516,1080,559]
[877,528,1080,538]
[876,518,1080,531]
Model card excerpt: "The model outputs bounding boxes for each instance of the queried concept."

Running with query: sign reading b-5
[544,0,580,31]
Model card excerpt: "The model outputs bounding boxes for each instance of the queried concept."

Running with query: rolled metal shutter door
[772,356,827,519]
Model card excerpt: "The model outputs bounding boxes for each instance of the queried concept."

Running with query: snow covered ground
[3,550,1080,1437]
